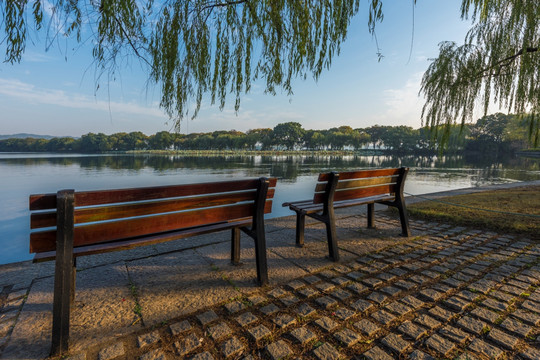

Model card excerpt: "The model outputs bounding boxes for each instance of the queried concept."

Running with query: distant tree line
[0,113,531,156]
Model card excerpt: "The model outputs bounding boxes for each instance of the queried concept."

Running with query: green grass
[408,185,540,240]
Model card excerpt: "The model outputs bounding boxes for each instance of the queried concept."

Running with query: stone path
[0,209,539,359]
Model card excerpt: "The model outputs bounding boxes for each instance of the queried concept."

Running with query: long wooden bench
[29,177,277,356]
[282,167,410,261]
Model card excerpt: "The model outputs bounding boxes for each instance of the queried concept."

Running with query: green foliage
[421,0,540,146]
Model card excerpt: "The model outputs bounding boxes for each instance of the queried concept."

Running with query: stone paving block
[490,290,514,302]
[444,296,471,312]
[371,309,396,325]
[315,282,335,293]
[247,324,271,342]
[139,349,166,360]
[380,286,401,297]
[287,279,305,291]
[98,342,125,360]
[137,330,160,348]
[314,316,339,332]
[438,325,470,344]
[425,333,456,357]
[468,338,504,359]
[333,307,356,321]
[170,320,192,336]
[350,299,373,312]
[414,314,440,330]
[304,275,322,284]
[408,349,435,360]
[500,316,532,337]
[297,286,319,298]
[315,296,338,309]
[457,289,481,302]
[457,315,488,335]
[334,328,361,347]
[362,346,393,360]
[259,303,280,315]
[367,292,387,304]
[236,311,258,327]
[66,353,87,360]
[428,306,456,322]
[520,346,540,360]
[521,299,540,313]
[347,282,368,295]
[362,277,384,288]
[331,288,352,301]
[354,319,380,337]
[313,342,342,360]
[331,276,351,286]
[279,295,299,307]
[346,271,364,281]
[267,287,289,299]
[385,301,413,316]
[394,280,416,290]
[224,300,246,314]
[175,333,203,356]
[471,307,499,323]
[419,288,444,302]
[381,333,410,354]
[397,321,427,341]
[197,310,219,326]
[511,309,540,326]
[208,322,232,341]
[289,326,317,344]
[400,295,425,309]
[296,303,317,318]
[191,351,215,360]
[221,337,245,358]
[487,328,519,350]
[265,340,293,360]
[247,294,266,306]
[273,314,296,329]
[481,298,509,312]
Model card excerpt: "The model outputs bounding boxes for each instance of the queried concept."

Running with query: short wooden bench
[282,167,410,261]
[29,177,277,356]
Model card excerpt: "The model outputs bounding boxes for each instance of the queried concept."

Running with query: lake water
[1,152,539,265]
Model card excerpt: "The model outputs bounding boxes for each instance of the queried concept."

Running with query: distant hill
[0,134,61,140]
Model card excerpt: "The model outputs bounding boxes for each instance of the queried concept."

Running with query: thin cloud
[0,78,167,118]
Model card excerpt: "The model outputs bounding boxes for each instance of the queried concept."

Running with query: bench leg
[397,201,411,237]
[295,211,306,247]
[254,234,268,286]
[324,209,340,261]
[367,203,375,229]
[231,228,241,265]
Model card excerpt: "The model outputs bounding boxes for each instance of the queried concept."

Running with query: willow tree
[1,1,538,145]
[420,0,539,146]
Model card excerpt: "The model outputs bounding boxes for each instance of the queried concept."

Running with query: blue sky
[0,2,480,137]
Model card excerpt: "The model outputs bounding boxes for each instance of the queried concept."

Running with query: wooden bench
[29,177,277,356]
[282,167,410,261]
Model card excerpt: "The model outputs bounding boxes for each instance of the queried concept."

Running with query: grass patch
[407,185,540,239]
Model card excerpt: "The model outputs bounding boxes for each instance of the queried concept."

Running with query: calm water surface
[1,153,539,265]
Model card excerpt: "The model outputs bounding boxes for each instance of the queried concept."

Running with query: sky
[0,2,485,137]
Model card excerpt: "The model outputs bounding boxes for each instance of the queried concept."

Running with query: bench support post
[295,211,306,247]
[51,190,75,356]
[367,203,375,228]
[396,167,411,237]
[322,172,340,262]
[231,228,241,265]
[251,178,269,285]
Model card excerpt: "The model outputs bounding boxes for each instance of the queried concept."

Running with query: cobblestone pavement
[1,212,539,360]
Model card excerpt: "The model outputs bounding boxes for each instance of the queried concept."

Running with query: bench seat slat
[314,184,396,203]
[314,176,397,192]
[33,218,253,263]
[286,194,395,214]
[31,201,273,253]
[31,189,275,229]
[317,168,401,181]
[29,178,278,210]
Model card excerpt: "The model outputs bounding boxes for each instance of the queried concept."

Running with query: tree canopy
[1,1,538,144]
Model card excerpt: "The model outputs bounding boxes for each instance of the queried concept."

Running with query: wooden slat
[314,184,397,204]
[34,218,254,262]
[30,201,272,253]
[314,176,397,192]
[29,193,57,211]
[74,179,261,207]
[30,189,275,229]
[318,168,401,181]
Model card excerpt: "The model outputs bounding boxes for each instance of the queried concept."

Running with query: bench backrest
[29,177,277,254]
[313,167,408,204]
